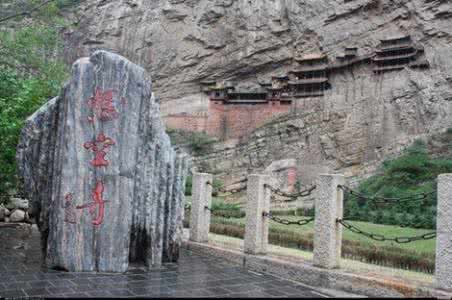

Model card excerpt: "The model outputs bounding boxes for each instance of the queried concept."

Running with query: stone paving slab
[0,224,333,298]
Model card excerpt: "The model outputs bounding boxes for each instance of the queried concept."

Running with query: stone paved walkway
[0,224,331,298]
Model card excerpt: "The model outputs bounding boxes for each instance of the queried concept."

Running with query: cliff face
[63,0,452,185]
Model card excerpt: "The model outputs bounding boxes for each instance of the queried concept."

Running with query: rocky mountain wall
[61,0,452,186]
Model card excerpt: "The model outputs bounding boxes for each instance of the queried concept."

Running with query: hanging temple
[164,35,429,140]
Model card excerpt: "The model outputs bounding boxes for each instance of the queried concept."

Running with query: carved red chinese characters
[83,133,116,167]
[87,88,119,122]
[76,181,109,226]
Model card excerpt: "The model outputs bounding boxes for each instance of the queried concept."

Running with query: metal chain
[214,178,248,194]
[218,185,247,194]
[339,185,436,204]
[337,219,436,243]
[265,184,317,202]
[211,211,243,219]
[263,212,314,226]
[204,206,243,219]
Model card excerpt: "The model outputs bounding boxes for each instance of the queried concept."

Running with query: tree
[0,0,71,195]
[344,139,452,228]
[0,0,58,24]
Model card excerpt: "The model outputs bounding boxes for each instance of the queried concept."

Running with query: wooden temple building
[372,35,429,73]
[200,35,429,104]
[164,34,430,140]
[201,79,292,105]
[288,53,331,98]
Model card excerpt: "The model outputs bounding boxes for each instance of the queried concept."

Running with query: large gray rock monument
[16,50,188,272]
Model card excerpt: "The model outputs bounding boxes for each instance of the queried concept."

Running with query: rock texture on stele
[16,50,189,273]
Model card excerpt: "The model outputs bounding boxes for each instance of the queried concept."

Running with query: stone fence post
[189,173,213,243]
[244,174,271,255]
[313,174,345,269]
[436,174,452,291]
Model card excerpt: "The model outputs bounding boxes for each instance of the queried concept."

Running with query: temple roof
[373,65,406,72]
[289,65,328,73]
[267,86,284,91]
[376,44,415,52]
[200,80,217,85]
[258,81,272,87]
[288,78,329,85]
[225,99,268,104]
[210,86,227,91]
[272,74,289,79]
[372,50,418,62]
[380,35,411,43]
[229,87,268,95]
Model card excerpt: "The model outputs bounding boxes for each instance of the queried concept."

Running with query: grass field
[211,215,435,255]
[184,197,436,272]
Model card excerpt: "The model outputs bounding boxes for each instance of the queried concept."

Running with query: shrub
[294,180,303,192]
[211,210,246,219]
[411,214,424,229]
[212,179,224,197]
[272,209,296,216]
[165,129,216,156]
[372,210,384,224]
[399,212,411,227]
[304,207,315,217]
[0,4,71,194]
[185,131,216,155]
[344,139,452,227]
[211,198,241,212]
[385,210,398,226]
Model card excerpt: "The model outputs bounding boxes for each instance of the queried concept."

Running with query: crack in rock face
[16,50,189,273]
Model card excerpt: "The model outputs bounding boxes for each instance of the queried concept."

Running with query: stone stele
[16,50,189,272]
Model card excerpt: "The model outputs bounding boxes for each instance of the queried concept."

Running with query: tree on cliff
[0,0,75,195]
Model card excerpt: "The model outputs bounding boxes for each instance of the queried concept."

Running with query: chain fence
[265,184,317,203]
[337,219,436,244]
[206,179,248,195]
[186,182,438,243]
[337,184,437,244]
[263,212,314,226]
[204,206,244,219]
[339,185,436,204]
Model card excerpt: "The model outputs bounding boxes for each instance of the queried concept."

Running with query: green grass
[210,215,435,255]
[347,139,452,230]
[183,196,436,272]
[185,197,435,255]
[202,215,436,273]
[185,196,227,206]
